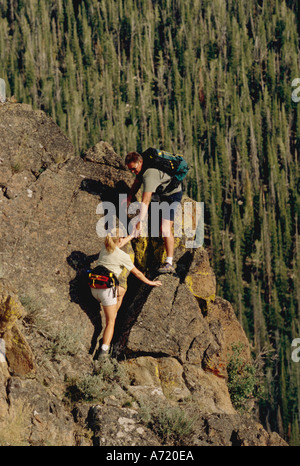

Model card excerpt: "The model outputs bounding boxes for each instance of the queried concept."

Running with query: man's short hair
[125,152,142,165]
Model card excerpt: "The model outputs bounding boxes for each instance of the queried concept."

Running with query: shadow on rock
[80,179,131,226]
[67,250,102,356]
[112,273,158,359]
[175,250,194,281]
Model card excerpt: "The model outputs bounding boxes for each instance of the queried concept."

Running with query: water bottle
[0,78,6,103]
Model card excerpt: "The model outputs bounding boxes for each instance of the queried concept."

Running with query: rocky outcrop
[114,273,246,415]
[0,280,35,377]
[0,102,287,446]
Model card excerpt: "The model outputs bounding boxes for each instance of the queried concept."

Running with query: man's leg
[162,218,174,259]
[157,191,182,274]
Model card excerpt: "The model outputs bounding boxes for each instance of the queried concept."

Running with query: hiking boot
[99,347,110,358]
[157,262,175,274]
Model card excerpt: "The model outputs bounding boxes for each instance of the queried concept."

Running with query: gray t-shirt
[142,168,181,196]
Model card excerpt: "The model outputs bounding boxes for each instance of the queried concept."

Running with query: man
[124,151,183,273]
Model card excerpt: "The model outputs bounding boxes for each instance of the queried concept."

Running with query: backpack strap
[140,148,184,194]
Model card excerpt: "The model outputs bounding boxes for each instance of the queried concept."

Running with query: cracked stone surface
[0,103,288,446]
[0,103,132,353]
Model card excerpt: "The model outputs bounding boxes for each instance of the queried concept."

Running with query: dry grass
[0,401,31,446]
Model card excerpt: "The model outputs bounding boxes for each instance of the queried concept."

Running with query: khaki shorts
[90,287,117,306]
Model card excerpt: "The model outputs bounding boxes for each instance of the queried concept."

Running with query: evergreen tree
[0,0,299,444]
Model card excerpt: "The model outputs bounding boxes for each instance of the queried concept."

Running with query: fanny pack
[87,265,119,293]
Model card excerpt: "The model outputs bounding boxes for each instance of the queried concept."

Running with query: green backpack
[140,147,189,194]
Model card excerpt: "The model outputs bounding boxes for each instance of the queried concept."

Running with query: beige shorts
[90,287,117,306]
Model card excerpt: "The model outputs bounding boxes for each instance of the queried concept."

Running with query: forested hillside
[0,0,299,444]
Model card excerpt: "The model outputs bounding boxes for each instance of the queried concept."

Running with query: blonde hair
[104,228,123,253]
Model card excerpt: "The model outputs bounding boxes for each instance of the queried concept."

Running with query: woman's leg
[102,286,126,347]
[102,303,118,347]
[116,285,126,311]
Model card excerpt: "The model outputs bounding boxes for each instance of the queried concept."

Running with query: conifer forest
[0,0,299,445]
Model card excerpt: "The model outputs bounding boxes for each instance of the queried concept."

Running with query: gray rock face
[0,103,288,446]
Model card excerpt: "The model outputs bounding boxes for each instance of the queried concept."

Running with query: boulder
[189,412,288,446]
[115,274,213,361]
[114,273,237,414]
[0,280,24,333]
[85,403,160,446]
[6,377,77,446]
[0,103,74,180]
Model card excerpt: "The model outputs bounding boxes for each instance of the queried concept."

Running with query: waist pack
[87,265,119,291]
[140,147,189,194]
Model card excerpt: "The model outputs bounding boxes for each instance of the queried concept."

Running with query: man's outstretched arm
[126,176,143,206]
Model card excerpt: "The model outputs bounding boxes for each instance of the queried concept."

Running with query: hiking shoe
[99,347,110,358]
[157,262,175,274]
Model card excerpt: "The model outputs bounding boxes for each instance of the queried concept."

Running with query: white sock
[165,256,173,265]
[101,344,110,351]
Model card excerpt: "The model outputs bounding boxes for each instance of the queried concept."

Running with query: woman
[90,228,162,357]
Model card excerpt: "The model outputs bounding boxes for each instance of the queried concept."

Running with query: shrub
[65,357,128,403]
[46,327,82,358]
[20,294,82,358]
[66,373,109,403]
[139,402,196,445]
[93,357,129,386]
[227,342,262,412]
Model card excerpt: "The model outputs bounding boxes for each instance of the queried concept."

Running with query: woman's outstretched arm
[130,266,162,287]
